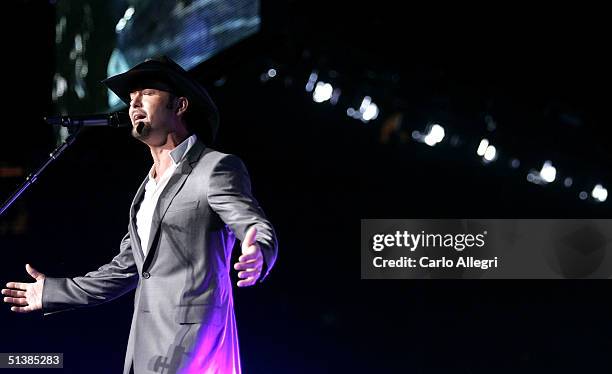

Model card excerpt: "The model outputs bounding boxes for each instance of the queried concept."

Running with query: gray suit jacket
[42,140,278,373]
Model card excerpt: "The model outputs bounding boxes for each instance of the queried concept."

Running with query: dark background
[1,1,611,373]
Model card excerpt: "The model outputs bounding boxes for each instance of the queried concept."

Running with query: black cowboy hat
[102,55,219,143]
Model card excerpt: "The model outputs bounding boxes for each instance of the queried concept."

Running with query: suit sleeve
[41,230,139,316]
[207,154,278,282]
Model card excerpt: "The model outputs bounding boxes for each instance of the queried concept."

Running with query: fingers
[241,226,258,252]
[3,296,28,306]
[235,238,264,287]
[11,305,35,313]
[234,253,262,287]
[25,264,44,281]
[237,274,259,287]
[234,257,262,271]
[238,247,262,263]
[1,289,26,297]
[238,268,260,279]
[5,282,28,291]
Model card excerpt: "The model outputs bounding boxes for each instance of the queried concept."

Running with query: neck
[149,133,189,178]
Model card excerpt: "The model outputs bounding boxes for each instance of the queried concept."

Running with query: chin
[132,122,152,140]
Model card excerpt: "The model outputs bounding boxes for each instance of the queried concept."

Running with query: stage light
[359,96,379,122]
[527,173,536,183]
[540,161,556,183]
[592,184,608,202]
[579,191,588,200]
[52,73,67,101]
[510,158,520,169]
[260,68,278,83]
[116,7,135,33]
[115,19,127,33]
[305,71,318,92]
[527,161,557,185]
[313,82,333,103]
[564,177,573,187]
[361,101,378,121]
[477,139,489,156]
[359,96,372,112]
[124,7,135,20]
[410,124,445,146]
[74,34,83,53]
[423,124,445,146]
[483,145,497,162]
[347,96,380,122]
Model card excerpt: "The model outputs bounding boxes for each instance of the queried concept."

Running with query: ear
[176,96,189,116]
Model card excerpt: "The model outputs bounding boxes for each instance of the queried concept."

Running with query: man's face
[128,88,178,145]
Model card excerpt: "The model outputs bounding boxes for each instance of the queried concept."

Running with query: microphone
[44,111,130,128]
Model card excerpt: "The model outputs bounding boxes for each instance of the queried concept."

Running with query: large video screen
[53,0,260,115]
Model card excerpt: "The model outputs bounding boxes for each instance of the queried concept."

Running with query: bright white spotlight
[362,102,379,121]
[422,124,445,146]
[359,96,372,112]
[347,96,380,122]
[115,18,127,33]
[267,68,277,78]
[423,134,436,146]
[540,161,556,183]
[483,145,497,161]
[592,184,608,202]
[477,139,489,156]
[313,82,333,103]
[124,7,135,20]
[430,125,445,142]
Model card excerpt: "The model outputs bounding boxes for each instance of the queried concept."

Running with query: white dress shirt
[136,134,197,255]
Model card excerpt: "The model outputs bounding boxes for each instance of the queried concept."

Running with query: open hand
[2,264,45,313]
[234,227,264,287]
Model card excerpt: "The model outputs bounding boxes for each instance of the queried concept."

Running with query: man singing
[2,56,278,374]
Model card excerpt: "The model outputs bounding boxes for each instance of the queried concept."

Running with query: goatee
[132,122,151,139]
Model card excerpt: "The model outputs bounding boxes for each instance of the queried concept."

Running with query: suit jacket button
[142,271,150,279]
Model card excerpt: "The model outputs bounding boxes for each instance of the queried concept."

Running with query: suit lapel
[129,175,149,262]
[142,141,206,268]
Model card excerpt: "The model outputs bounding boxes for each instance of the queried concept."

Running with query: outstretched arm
[207,154,278,286]
[3,231,139,315]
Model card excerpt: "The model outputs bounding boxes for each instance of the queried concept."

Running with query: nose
[130,91,142,109]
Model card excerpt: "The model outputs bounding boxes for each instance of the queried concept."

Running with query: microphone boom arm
[0,126,83,217]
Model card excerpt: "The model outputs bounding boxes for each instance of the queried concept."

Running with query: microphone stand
[0,126,83,217]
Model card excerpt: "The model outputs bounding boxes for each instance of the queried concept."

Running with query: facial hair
[132,121,152,140]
